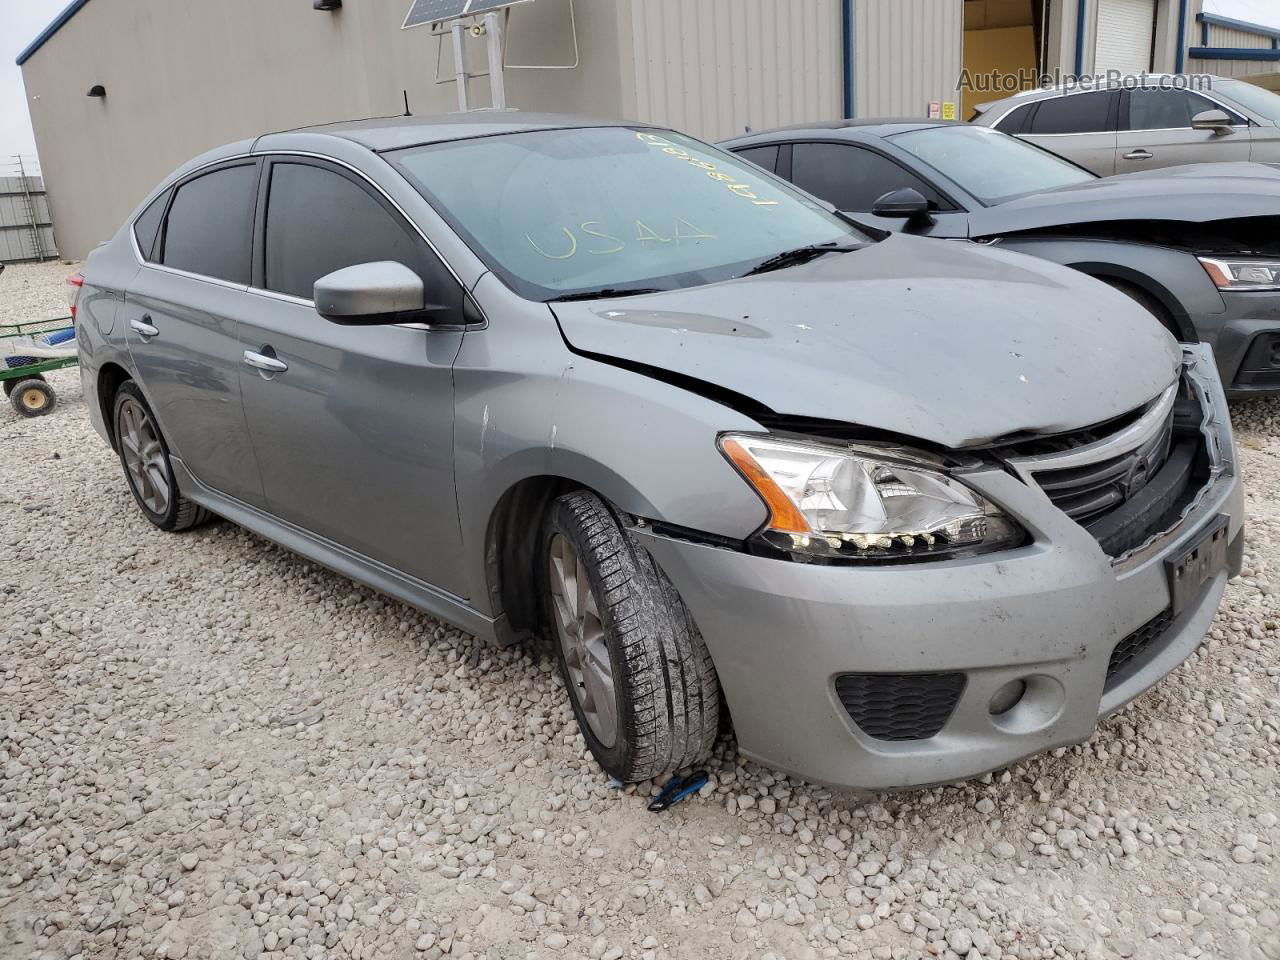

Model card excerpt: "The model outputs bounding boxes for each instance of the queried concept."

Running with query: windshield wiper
[744,241,862,277]
[548,287,664,303]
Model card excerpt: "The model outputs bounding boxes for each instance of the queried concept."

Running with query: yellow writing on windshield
[527,219,718,260]
[635,132,779,207]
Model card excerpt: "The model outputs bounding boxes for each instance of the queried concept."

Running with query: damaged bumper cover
[635,345,1242,792]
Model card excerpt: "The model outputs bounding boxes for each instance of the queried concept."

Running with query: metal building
[0,171,58,264]
[14,0,1270,259]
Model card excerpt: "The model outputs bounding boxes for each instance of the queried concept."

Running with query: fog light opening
[989,679,1027,717]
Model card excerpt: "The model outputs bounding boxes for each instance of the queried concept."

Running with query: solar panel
[402,0,534,29]
[402,0,468,29]
[465,0,536,16]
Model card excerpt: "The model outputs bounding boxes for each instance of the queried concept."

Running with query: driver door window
[789,142,944,213]
[1116,88,1251,174]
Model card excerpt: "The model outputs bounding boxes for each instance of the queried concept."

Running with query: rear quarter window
[132,189,170,262]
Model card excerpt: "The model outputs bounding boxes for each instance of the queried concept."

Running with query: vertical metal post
[451,20,469,112]
[485,11,506,110]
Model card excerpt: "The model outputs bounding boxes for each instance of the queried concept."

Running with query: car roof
[722,118,963,146]
[975,74,1238,112]
[267,111,650,153]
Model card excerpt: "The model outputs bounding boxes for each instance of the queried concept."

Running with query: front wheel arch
[1070,266,1194,341]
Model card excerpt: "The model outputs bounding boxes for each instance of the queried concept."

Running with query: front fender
[453,274,769,615]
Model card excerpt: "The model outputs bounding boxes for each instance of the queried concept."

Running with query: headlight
[1198,257,1280,291]
[719,434,1024,561]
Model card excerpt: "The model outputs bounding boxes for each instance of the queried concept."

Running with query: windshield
[1217,79,1280,123]
[889,125,1096,204]
[388,127,862,300]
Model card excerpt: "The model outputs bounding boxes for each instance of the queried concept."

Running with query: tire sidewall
[541,499,636,778]
[113,382,182,531]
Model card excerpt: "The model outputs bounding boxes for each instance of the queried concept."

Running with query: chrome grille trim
[1005,382,1179,486]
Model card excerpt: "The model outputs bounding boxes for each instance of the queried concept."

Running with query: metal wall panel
[1203,23,1273,48]
[626,0,843,141]
[0,175,57,262]
[856,0,963,118]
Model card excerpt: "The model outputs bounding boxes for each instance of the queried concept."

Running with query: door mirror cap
[871,187,932,220]
[314,261,426,326]
[1191,109,1235,136]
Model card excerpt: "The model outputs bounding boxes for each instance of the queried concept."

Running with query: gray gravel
[2,259,1279,960]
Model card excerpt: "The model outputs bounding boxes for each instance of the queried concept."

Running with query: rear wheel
[113,381,211,532]
[4,373,44,398]
[542,491,720,783]
[10,378,55,417]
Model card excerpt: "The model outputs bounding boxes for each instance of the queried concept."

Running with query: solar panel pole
[484,11,507,110]
[450,20,469,111]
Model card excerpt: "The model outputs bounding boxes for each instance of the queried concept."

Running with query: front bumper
[1202,289,1280,397]
[638,347,1243,792]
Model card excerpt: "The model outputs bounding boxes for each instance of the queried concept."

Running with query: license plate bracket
[1165,514,1229,617]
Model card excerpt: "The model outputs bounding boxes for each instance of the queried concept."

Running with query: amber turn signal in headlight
[719,434,1024,561]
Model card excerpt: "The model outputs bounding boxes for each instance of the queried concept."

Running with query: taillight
[66,273,84,321]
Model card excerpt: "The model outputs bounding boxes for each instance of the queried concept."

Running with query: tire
[4,373,44,397]
[112,381,212,532]
[1101,279,1185,342]
[10,378,56,417]
[542,491,720,783]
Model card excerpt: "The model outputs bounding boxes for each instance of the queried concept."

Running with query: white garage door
[1094,0,1156,75]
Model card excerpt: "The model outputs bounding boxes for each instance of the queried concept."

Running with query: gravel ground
[2,259,1278,960]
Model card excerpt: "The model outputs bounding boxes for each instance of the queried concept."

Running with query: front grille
[835,672,965,741]
[1027,404,1175,525]
[1104,608,1174,692]
[1003,379,1210,557]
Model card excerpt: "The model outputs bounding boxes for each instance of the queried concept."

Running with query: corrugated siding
[628,0,843,141]
[1189,56,1280,81]
[0,176,58,263]
[1204,23,1275,49]
[856,0,963,118]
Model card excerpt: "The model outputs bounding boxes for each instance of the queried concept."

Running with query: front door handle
[243,350,288,374]
[1123,149,1154,161]
[130,316,159,338]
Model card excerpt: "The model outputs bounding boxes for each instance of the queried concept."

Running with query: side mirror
[1191,109,1235,137]
[871,187,932,221]
[314,261,426,326]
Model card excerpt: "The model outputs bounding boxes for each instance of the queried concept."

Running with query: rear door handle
[1123,149,1154,161]
[130,316,159,337]
[243,350,288,374]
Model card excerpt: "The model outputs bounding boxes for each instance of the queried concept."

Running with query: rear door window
[790,142,946,212]
[1027,92,1115,134]
[160,164,258,284]
[1125,88,1243,130]
[262,160,440,302]
[733,145,780,173]
[133,189,170,262]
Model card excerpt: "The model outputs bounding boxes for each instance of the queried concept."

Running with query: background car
[722,120,1280,398]
[971,75,1280,176]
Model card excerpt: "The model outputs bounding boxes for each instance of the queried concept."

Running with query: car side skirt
[169,456,499,644]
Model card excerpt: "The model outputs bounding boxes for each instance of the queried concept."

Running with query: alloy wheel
[117,396,171,516]
[548,533,618,747]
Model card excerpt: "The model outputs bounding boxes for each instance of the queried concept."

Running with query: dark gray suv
[72,114,1242,791]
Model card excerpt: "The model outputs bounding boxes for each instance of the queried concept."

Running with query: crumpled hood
[970,161,1280,237]
[551,234,1180,449]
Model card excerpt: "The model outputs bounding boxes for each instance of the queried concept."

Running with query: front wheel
[543,491,720,783]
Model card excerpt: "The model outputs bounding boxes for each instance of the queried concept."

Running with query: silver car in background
[73,114,1243,791]
[973,75,1280,175]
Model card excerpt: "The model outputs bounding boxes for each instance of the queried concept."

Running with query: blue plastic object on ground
[647,771,709,812]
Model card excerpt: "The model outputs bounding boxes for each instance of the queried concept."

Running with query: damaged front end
[989,344,1235,569]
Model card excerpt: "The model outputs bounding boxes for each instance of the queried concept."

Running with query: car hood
[550,234,1180,449]
[969,161,1280,237]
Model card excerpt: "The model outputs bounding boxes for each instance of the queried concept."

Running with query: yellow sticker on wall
[941,102,957,121]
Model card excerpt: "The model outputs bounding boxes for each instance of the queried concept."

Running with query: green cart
[1,316,77,417]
